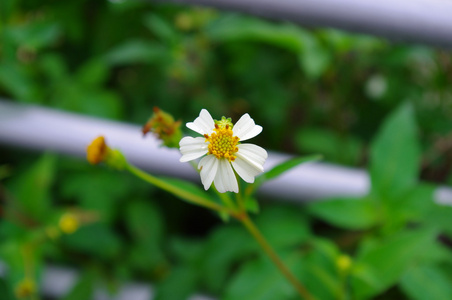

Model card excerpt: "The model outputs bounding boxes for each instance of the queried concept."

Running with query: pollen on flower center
[204,124,239,162]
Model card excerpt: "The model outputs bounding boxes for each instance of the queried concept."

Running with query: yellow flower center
[204,124,239,162]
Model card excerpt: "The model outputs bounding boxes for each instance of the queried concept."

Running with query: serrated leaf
[400,264,452,300]
[351,228,438,299]
[308,197,379,230]
[370,103,420,200]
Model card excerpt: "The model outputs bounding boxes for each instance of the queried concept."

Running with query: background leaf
[370,103,420,200]
[400,264,452,300]
[308,197,379,230]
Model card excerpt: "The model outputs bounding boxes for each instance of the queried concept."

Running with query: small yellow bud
[86,136,108,164]
[337,254,352,273]
[14,278,36,299]
[59,213,79,234]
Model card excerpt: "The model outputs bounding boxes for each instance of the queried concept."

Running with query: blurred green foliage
[1,0,452,299]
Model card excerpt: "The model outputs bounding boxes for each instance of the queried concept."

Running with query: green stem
[239,214,315,300]
[126,164,233,216]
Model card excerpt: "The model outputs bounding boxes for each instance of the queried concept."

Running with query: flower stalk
[125,163,235,216]
[238,213,315,300]
[87,108,315,299]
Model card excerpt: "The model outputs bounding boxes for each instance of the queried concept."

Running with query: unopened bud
[86,136,127,170]
[14,278,36,299]
[142,107,182,148]
[59,213,79,234]
[86,136,108,165]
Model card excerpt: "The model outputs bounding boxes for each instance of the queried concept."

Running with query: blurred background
[1,0,452,299]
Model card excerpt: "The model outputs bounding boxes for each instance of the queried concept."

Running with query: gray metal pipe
[0,100,369,202]
[163,0,452,49]
[1,100,450,204]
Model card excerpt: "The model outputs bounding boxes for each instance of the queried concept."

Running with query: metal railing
[166,0,452,49]
[1,100,451,205]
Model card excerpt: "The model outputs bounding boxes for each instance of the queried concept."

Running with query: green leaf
[244,196,259,213]
[62,224,121,259]
[76,59,109,87]
[263,154,322,182]
[0,278,14,300]
[400,264,452,300]
[297,239,342,300]
[125,200,163,244]
[255,205,311,250]
[224,256,295,300]
[200,226,256,292]
[103,40,167,66]
[143,14,178,42]
[6,153,56,221]
[298,41,331,79]
[308,197,379,230]
[125,200,166,267]
[370,103,420,200]
[62,272,95,300]
[0,62,38,102]
[61,170,137,223]
[206,15,305,52]
[155,266,198,300]
[382,184,436,229]
[351,228,438,299]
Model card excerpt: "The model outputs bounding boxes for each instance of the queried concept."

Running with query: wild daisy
[179,109,268,193]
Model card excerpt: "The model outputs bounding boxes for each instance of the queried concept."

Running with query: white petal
[186,109,215,135]
[232,157,260,183]
[233,113,263,141]
[198,155,219,190]
[234,144,268,177]
[179,136,208,162]
[214,158,239,193]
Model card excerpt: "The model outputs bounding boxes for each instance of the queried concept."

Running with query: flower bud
[86,136,127,170]
[59,213,79,234]
[142,107,182,148]
[14,278,36,299]
[86,136,108,165]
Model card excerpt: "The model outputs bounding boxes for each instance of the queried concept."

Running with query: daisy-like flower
[179,109,268,193]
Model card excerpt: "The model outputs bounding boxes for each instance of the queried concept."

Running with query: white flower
[179,109,268,193]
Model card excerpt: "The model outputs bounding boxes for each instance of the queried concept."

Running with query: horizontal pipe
[162,0,452,49]
[1,100,450,204]
[0,100,370,202]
